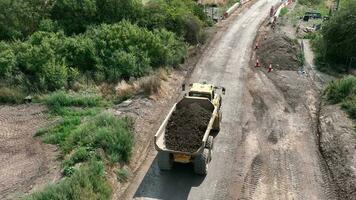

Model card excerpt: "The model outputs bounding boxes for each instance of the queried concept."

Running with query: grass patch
[62,113,134,163]
[30,90,134,200]
[42,90,105,108]
[0,86,26,104]
[280,7,288,17]
[325,76,356,119]
[116,168,130,182]
[26,160,112,200]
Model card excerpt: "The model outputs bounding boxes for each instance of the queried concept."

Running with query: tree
[0,0,54,40]
[321,1,356,69]
[51,0,98,34]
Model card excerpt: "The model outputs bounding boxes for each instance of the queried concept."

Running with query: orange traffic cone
[255,59,261,67]
[268,64,273,73]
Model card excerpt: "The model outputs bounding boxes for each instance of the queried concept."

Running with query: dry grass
[115,68,170,98]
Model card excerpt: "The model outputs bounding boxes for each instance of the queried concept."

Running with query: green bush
[0,21,187,90]
[325,76,356,104]
[26,160,112,200]
[139,0,207,44]
[313,1,356,73]
[51,0,98,34]
[325,76,356,119]
[85,21,187,80]
[0,42,16,77]
[342,96,356,119]
[0,0,53,40]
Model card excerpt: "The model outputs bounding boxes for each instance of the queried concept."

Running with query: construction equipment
[154,83,225,175]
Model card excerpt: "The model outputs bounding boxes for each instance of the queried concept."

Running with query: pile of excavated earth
[257,32,301,70]
[165,103,211,152]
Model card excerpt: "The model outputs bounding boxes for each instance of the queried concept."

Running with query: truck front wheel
[194,148,210,175]
[157,152,173,170]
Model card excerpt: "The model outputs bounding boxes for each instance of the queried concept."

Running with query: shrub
[313,1,356,73]
[0,42,16,77]
[342,96,356,119]
[325,76,356,119]
[139,0,207,44]
[139,74,162,95]
[325,76,356,104]
[85,21,187,81]
[51,0,98,34]
[0,0,53,40]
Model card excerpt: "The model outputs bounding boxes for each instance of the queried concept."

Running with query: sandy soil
[0,104,60,200]
[319,103,356,200]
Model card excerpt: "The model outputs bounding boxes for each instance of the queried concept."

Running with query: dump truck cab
[188,83,215,100]
[185,83,224,109]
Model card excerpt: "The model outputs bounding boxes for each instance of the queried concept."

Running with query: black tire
[157,152,173,170]
[205,136,214,150]
[194,148,210,175]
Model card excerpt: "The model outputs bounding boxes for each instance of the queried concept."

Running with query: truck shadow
[133,156,205,200]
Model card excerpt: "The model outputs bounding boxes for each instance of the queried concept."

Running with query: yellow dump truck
[154,83,225,175]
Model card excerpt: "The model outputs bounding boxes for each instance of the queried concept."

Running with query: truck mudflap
[173,153,191,163]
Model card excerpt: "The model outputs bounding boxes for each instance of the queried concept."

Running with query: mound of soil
[257,33,301,70]
[165,103,211,153]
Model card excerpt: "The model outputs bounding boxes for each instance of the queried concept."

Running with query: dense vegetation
[0,0,209,95]
[325,76,356,119]
[312,1,356,73]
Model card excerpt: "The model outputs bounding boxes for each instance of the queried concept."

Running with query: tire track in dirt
[236,64,338,200]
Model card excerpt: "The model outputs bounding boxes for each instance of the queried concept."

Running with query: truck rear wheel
[157,152,173,170]
[194,148,210,175]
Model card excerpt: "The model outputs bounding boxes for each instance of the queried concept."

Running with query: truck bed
[154,97,217,155]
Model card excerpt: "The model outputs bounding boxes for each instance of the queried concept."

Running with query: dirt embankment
[319,102,356,200]
[165,103,211,152]
[0,105,60,200]
[256,32,301,70]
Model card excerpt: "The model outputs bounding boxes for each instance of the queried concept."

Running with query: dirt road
[0,105,60,199]
[126,0,338,199]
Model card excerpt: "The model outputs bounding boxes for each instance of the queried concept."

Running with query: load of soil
[165,103,211,153]
[257,33,301,70]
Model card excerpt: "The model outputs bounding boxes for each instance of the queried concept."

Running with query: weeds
[43,90,104,108]
[116,168,130,182]
[325,76,356,119]
[280,8,288,17]
[31,90,134,200]
[325,76,356,103]
[26,160,112,200]
[0,86,25,104]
